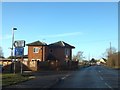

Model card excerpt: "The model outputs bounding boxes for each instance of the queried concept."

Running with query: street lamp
[10,27,17,73]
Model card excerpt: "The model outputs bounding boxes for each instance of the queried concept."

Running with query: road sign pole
[21,56,23,74]
[14,40,25,74]
[14,56,16,74]
[11,28,17,73]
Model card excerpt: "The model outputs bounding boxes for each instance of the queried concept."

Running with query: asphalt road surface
[52,65,119,89]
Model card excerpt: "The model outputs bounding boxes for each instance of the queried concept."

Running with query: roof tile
[26,41,47,46]
[49,41,75,48]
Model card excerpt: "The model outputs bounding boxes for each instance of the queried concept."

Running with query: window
[65,48,70,56]
[31,59,35,61]
[33,47,39,53]
[49,49,53,53]
[37,59,41,61]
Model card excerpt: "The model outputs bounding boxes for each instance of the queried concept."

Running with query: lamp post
[10,27,17,73]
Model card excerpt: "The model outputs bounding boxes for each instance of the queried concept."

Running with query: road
[3,71,72,89]
[52,65,119,89]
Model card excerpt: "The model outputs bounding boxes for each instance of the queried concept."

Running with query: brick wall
[48,47,66,62]
[28,46,48,61]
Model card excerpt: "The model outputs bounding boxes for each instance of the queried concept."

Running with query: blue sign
[15,47,24,56]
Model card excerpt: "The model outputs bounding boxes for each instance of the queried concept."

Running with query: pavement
[2,70,73,89]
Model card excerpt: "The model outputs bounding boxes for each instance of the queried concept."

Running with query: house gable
[26,41,47,46]
[49,41,75,48]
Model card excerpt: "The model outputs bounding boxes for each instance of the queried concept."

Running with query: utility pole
[88,53,90,61]
[110,42,112,55]
[88,53,91,65]
[42,39,46,61]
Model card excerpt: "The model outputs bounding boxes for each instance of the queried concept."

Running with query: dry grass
[2,73,33,87]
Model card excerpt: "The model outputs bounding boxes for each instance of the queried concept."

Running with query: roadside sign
[14,40,25,47]
[15,47,24,56]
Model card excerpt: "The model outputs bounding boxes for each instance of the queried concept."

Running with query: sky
[1,2,118,60]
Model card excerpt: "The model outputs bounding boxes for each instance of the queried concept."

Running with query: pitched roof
[49,41,75,48]
[26,41,47,46]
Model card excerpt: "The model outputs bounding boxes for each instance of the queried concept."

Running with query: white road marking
[66,74,70,77]
[61,74,71,80]
[61,77,66,80]
[105,83,113,89]
[99,71,101,72]
[29,76,35,79]
[100,76,103,80]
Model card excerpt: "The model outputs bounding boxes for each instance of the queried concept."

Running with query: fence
[107,53,120,69]
[2,60,79,73]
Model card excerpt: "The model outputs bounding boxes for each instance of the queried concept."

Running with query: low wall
[2,60,79,73]
[2,60,38,73]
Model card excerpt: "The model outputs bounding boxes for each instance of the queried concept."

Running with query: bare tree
[73,51,84,62]
[103,47,117,58]
[72,55,77,61]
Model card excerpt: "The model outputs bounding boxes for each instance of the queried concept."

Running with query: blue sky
[1,2,118,59]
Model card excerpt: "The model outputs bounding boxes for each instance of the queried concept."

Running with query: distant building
[96,58,106,65]
[26,41,75,63]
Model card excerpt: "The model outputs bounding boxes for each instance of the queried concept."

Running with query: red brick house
[48,41,75,62]
[26,41,48,62]
[2,41,75,72]
[26,41,75,62]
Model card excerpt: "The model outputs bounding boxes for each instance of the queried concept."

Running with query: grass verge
[2,73,34,87]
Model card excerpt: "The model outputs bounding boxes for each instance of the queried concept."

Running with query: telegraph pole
[88,53,90,61]
[110,42,112,55]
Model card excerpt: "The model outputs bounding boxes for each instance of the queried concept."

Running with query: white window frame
[33,47,39,53]
[65,48,70,56]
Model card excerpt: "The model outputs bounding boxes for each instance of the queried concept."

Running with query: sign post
[14,40,25,74]
[11,27,17,73]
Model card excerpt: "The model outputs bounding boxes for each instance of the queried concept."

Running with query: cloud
[38,32,82,38]
[0,32,82,40]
